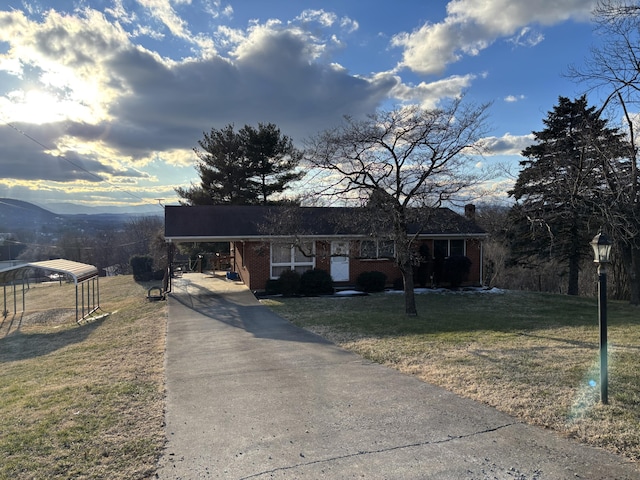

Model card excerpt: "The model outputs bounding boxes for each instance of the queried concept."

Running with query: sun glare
[2,89,94,125]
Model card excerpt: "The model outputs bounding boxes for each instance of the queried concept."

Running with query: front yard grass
[0,275,166,479]
[262,289,640,462]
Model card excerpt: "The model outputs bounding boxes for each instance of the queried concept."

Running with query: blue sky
[0,0,606,211]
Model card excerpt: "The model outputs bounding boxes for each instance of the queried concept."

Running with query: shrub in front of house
[264,278,280,295]
[415,243,431,287]
[444,255,472,288]
[356,271,388,292]
[152,268,166,281]
[278,269,301,296]
[300,269,334,296]
[130,255,154,281]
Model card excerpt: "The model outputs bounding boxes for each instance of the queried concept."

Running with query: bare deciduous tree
[304,99,491,316]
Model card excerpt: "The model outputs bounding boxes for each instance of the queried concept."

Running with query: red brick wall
[350,258,401,286]
[234,238,484,290]
[233,241,271,290]
[315,241,331,272]
[317,241,400,287]
[465,238,482,284]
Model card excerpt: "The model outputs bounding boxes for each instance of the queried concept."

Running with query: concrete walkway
[155,273,640,479]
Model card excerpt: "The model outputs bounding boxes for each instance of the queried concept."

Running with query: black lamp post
[590,232,612,404]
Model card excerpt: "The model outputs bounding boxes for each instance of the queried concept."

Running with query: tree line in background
[5,216,166,280]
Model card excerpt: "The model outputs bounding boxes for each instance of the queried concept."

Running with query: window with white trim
[360,239,395,259]
[271,241,315,278]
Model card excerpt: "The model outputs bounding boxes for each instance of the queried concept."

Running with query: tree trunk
[567,252,580,296]
[402,266,418,316]
[566,218,581,296]
[618,243,640,305]
[630,247,640,306]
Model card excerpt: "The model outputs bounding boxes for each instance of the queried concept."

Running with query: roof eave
[165,232,489,243]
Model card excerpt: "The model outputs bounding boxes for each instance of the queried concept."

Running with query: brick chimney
[464,204,476,221]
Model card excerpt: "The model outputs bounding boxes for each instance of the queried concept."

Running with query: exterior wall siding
[232,238,483,291]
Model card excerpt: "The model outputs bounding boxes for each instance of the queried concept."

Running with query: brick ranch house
[164,205,488,291]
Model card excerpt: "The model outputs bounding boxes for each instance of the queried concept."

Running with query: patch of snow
[334,290,369,297]
[386,287,506,295]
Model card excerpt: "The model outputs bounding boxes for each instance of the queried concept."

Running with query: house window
[434,239,466,258]
[450,239,465,257]
[360,239,395,259]
[271,241,315,278]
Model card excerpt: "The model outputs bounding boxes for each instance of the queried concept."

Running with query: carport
[0,259,100,323]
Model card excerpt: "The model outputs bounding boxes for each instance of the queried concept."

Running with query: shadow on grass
[273,290,640,338]
[0,312,25,337]
[518,332,599,349]
[0,316,107,362]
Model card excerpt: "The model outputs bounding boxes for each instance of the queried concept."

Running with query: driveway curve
[156,273,639,479]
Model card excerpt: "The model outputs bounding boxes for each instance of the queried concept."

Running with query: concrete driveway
[155,273,639,479]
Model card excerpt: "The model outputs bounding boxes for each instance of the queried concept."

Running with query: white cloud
[203,0,233,19]
[132,24,165,40]
[137,0,191,40]
[0,6,397,186]
[504,94,525,103]
[391,74,477,108]
[105,0,137,24]
[135,0,218,54]
[483,132,535,155]
[340,17,359,33]
[0,8,132,123]
[295,9,337,28]
[509,27,544,47]
[391,0,596,75]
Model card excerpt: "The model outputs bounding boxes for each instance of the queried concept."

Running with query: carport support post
[75,284,79,323]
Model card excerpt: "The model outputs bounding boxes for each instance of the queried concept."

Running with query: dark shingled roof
[164,205,486,242]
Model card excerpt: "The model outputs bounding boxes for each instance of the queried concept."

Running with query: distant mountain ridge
[0,198,55,216]
[41,201,164,215]
[0,198,61,230]
[0,198,162,233]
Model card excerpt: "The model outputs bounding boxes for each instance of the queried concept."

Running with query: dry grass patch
[0,276,166,479]
[263,290,640,462]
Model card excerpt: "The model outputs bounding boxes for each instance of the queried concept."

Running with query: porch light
[590,232,612,265]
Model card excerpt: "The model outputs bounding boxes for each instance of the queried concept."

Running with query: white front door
[330,241,350,282]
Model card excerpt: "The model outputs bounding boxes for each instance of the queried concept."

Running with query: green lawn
[263,289,640,461]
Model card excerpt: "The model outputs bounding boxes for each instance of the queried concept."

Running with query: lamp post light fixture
[590,232,612,404]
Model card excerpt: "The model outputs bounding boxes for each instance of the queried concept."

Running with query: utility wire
[3,121,164,210]
[1,236,159,250]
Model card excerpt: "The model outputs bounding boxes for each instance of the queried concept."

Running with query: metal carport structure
[0,259,100,323]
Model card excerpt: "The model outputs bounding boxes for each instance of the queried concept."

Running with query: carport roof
[0,259,99,285]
